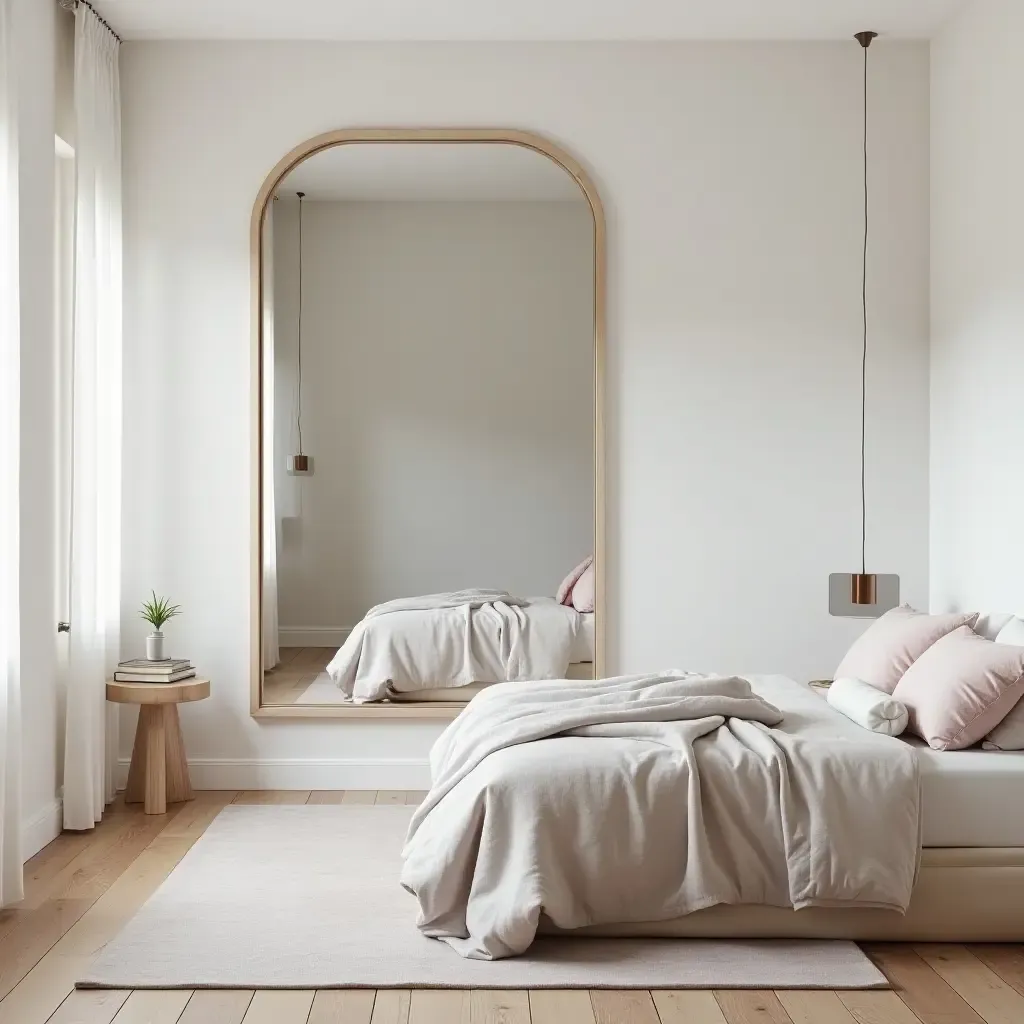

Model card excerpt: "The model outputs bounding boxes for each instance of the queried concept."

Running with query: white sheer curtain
[262,207,280,671]
[63,7,122,831]
[0,0,24,905]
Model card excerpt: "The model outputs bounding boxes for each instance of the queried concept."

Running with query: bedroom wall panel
[930,0,1024,618]
[119,41,930,783]
[270,199,595,634]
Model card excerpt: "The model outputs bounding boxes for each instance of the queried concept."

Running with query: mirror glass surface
[259,140,597,710]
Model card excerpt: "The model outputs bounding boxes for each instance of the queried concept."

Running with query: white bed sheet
[905,737,1024,847]
[571,612,595,663]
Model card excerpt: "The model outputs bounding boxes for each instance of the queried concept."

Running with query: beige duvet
[400,673,921,960]
[326,593,582,703]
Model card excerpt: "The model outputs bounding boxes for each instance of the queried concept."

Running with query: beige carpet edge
[77,805,890,991]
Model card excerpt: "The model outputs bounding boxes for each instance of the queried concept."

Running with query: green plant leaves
[139,589,182,630]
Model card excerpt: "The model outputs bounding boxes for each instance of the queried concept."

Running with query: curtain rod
[58,0,122,44]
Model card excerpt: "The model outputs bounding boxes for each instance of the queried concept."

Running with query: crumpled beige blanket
[327,594,580,703]
[401,672,921,959]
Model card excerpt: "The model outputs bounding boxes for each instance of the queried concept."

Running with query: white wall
[16,0,63,856]
[271,199,594,634]
[120,42,930,787]
[930,0,1024,616]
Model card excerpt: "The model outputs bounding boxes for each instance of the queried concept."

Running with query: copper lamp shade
[851,573,877,606]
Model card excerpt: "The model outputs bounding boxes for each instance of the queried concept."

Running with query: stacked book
[114,659,196,683]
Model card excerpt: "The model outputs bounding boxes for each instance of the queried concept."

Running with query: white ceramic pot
[146,631,165,661]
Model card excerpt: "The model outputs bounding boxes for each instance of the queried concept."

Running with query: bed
[325,591,595,704]
[553,733,1024,942]
[402,672,1024,956]
[389,613,596,702]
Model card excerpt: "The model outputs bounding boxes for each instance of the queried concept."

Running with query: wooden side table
[106,678,210,814]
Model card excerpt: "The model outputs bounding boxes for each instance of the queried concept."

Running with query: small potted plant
[140,591,181,661]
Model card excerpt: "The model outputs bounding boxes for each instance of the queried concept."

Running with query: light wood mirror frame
[251,128,606,718]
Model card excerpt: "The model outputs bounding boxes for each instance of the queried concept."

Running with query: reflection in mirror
[259,138,599,712]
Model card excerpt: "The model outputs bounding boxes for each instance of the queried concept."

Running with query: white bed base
[543,847,1024,941]
[388,661,595,703]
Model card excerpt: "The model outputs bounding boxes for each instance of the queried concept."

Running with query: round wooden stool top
[106,678,210,705]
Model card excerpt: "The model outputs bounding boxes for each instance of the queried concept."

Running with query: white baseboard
[278,626,351,648]
[116,757,430,791]
[22,799,63,860]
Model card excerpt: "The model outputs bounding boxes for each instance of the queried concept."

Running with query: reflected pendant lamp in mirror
[290,191,312,475]
[829,30,899,618]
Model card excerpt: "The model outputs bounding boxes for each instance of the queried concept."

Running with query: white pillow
[826,676,909,737]
[983,617,1024,750]
[996,616,1024,646]
[974,612,1016,641]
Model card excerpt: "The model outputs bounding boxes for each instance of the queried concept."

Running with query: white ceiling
[95,0,966,42]
[277,143,584,202]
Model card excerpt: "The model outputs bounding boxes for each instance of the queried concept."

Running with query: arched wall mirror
[251,129,605,718]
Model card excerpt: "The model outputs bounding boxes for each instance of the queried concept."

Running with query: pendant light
[290,191,312,475]
[850,32,877,604]
[829,30,899,616]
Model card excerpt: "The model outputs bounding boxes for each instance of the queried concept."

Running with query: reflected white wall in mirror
[256,136,603,714]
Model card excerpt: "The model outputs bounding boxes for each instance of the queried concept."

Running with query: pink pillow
[984,618,1024,750]
[571,561,595,613]
[984,700,1024,750]
[892,626,1024,750]
[834,605,979,694]
[556,556,592,606]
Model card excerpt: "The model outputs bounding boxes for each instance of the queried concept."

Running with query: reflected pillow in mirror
[556,555,592,606]
[572,562,595,613]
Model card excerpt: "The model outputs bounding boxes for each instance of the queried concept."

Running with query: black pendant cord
[296,192,305,457]
[858,35,874,577]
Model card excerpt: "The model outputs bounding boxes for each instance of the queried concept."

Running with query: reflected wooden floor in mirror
[262,647,333,705]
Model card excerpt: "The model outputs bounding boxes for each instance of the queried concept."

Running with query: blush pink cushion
[834,605,979,694]
[984,700,1024,750]
[892,626,1024,750]
[571,561,595,613]
[983,618,1024,750]
[556,556,592,606]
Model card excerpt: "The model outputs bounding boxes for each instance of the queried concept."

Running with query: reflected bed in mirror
[252,130,605,717]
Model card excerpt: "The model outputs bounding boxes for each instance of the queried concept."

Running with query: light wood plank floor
[262,647,333,705]
[3,791,1023,1024]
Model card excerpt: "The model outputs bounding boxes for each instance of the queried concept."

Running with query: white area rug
[80,805,886,990]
